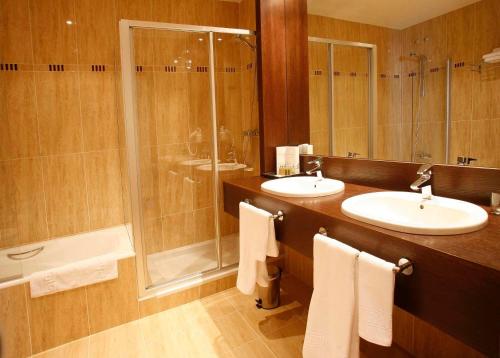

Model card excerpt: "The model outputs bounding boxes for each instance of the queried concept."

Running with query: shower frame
[119,20,255,298]
[308,37,378,158]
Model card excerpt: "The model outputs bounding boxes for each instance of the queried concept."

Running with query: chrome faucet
[492,193,500,215]
[410,163,433,191]
[306,157,323,176]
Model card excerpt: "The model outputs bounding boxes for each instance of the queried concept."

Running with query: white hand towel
[236,202,278,294]
[303,234,360,358]
[358,252,396,347]
[30,255,118,298]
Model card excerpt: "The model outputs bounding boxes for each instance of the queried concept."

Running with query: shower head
[235,35,256,51]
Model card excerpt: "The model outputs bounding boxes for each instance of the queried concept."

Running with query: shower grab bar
[7,246,44,261]
[318,227,413,275]
[243,199,285,222]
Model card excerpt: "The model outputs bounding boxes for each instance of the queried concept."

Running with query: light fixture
[198,38,204,42]
[65,20,73,25]
[217,38,223,42]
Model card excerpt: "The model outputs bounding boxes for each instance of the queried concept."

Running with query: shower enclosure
[119,21,259,297]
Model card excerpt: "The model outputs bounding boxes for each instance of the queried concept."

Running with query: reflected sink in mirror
[196,163,247,172]
[341,191,489,235]
[261,176,345,198]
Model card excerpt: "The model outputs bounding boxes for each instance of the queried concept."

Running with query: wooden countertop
[224,176,500,272]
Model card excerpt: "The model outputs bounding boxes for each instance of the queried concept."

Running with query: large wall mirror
[307,0,500,168]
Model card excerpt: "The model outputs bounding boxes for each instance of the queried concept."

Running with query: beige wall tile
[157,144,194,215]
[43,154,89,237]
[214,0,239,29]
[79,71,119,151]
[473,0,500,63]
[238,0,256,31]
[30,0,78,64]
[194,207,215,243]
[162,211,194,250]
[0,71,39,160]
[86,257,139,333]
[0,162,18,248]
[135,72,157,147]
[28,285,89,354]
[138,146,161,220]
[470,119,500,168]
[116,0,152,21]
[151,0,215,25]
[0,159,48,248]
[35,71,83,155]
[154,72,189,145]
[0,0,33,63]
[143,217,163,254]
[446,4,475,64]
[0,284,31,358]
[75,0,116,65]
[450,120,471,163]
[473,67,500,122]
[84,150,124,229]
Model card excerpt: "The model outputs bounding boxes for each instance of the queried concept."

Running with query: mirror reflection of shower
[410,52,431,162]
[235,34,258,171]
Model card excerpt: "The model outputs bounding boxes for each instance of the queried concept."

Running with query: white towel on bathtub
[29,255,118,298]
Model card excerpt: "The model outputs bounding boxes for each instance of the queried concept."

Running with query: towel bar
[243,199,285,222]
[317,227,413,276]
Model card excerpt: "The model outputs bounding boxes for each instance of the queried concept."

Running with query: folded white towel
[236,202,278,294]
[303,234,360,358]
[30,255,118,298]
[358,252,396,347]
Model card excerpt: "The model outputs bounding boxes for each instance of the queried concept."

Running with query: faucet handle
[417,163,433,175]
[307,156,323,165]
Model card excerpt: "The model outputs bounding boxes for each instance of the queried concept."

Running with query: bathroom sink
[261,176,345,198]
[341,191,488,235]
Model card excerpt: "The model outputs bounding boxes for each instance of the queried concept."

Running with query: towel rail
[243,199,285,222]
[317,227,413,275]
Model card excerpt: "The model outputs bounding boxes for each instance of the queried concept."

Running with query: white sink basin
[341,191,489,235]
[261,176,345,198]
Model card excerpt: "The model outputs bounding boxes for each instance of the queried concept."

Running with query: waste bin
[255,265,281,309]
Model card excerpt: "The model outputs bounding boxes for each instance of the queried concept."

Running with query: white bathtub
[0,225,135,290]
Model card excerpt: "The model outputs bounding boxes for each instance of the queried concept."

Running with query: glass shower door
[213,33,259,268]
[132,28,218,287]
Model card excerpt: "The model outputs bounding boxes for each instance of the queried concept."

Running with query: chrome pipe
[445,58,452,164]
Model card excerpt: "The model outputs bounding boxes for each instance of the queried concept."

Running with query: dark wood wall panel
[256,0,310,173]
[256,0,288,174]
[285,0,310,145]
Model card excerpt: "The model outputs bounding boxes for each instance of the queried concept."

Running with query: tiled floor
[31,275,312,358]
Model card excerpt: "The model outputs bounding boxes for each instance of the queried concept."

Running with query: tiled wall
[0,0,258,253]
[308,0,500,167]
